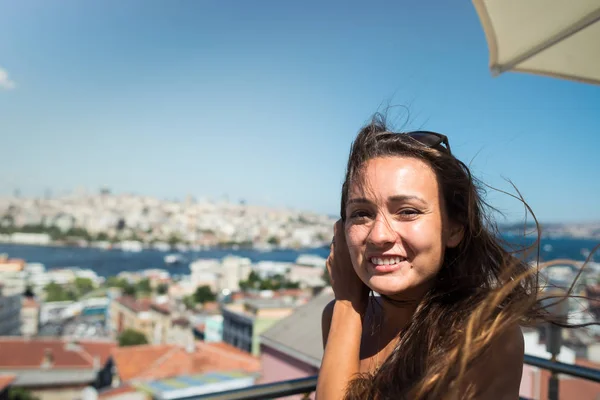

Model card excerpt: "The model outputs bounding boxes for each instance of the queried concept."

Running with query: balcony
[178,354,600,400]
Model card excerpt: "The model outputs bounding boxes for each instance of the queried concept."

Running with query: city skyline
[1,0,599,223]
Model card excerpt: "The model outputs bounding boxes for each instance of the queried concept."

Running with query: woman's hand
[317,220,369,399]
[327,219,370,314]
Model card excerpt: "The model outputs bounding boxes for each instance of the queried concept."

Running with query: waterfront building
[221,298,296,356]
[21,297,40,338]
[258,290,333,389]
[0,338,115,400]
[0,285,21,336]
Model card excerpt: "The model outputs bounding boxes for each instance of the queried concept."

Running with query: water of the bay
[0,236,598,278]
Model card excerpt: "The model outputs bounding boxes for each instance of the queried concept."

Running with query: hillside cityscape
[1,190,599,254]
[0,190,336,250]
[1,193,599,400]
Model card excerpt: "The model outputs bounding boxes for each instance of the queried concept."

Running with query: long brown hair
[340,114,596,399]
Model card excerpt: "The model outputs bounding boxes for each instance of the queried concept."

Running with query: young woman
[317,116,549,399]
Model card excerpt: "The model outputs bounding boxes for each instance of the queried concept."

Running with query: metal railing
[183,355,600,400]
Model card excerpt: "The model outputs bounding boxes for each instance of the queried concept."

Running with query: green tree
[8,387,39,400]
[168,234,181,247]
[122,284,137,297]
[183,295,196,310]
[135,278,152,294]
[267,236,280,245]
[44,282,76,302]
[74,277,95,297]
[118,328,148,347]
[156,283,169,295]
[105,276,127,288]
[193,285,216,305]
[95,232,110,241]
[65,227,91,240]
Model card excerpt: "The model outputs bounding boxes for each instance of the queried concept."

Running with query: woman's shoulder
[465,324,525,399]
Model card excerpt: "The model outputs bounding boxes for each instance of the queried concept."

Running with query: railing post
[543,289,568,400]
[548,354,560,400]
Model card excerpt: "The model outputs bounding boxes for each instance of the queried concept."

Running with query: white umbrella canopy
[473,0,600,85]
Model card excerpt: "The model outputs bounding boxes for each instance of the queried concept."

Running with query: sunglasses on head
[404,131,451,154]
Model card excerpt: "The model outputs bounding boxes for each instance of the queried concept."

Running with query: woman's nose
[367,215,396,246]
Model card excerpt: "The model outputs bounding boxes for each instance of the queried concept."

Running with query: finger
[333,219,343,245]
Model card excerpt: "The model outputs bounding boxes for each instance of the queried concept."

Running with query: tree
[74,277,95,297]
[23,284,35,297]
[95,232,109,241]
[193,285,216,305]
[156,283,168,295]
[8,388,39,400]
[44,282,76,302]
[182,295,196,310]
[118,328,148,347]
[122,284,136,297]
[105,276,127,288]
[135,278,152,294]
[168,234,181,247]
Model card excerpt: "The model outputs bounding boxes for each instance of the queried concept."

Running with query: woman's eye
[398,208,421,218]
[349,210,371,219]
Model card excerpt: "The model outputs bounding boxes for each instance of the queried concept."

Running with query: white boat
[120,240,143,252]
[164,254,186,265]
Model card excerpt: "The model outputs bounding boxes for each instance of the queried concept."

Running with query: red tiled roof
[172,317,190,327]
[0,375,16,391]
[112,345,176,382]
[150,303,171,315]
[116,296,152,313]
[0,338,116,369]
[112,342,260,382]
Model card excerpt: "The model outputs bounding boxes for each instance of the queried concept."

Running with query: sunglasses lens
[407,132,443,147]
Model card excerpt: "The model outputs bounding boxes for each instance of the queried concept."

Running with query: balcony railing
[181,355,600,400]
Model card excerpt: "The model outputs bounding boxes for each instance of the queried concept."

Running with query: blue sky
[1,0,599,223]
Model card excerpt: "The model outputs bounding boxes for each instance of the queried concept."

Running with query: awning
[473,0,600,85]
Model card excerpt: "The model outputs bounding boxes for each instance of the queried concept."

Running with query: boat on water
[164,254,186,265]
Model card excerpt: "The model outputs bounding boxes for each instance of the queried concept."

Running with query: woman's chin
[366,276,411,296]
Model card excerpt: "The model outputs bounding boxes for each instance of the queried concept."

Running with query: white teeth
[371,257,404,265]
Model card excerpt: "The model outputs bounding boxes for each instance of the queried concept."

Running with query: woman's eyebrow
[347,195,427,206]
[388,195,427,205]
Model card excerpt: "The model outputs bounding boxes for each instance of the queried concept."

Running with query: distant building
[9,233,51,246]
[259,289,333,394]
[0,338,115,400]
[0,286,21,336]
[110,297,155,342]
[21,297,40,337]
[204,315,224,342]
[111,296,194,346]
[221,298,295,356]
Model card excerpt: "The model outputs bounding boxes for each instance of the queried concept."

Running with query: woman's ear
[446,223,464,248]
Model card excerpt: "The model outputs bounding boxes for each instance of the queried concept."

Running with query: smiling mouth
[368,256,407,273]
[370,256,406,266]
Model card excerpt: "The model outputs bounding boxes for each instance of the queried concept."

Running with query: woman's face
[344,156,462,298]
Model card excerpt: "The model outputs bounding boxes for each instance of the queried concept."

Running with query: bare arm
[317,300,363,400]
[316,220,369,400]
